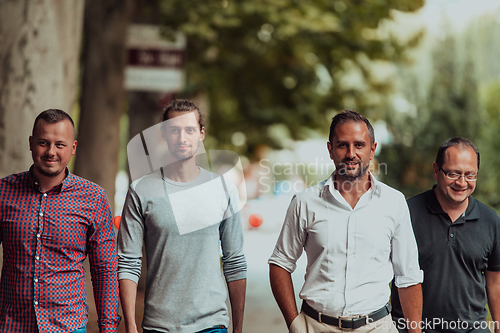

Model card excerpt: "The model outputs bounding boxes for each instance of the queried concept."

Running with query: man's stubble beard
[336,161,370,182]
[170,143,199,162]
[35,165,64,178]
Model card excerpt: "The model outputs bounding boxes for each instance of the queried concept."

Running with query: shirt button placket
[448,225,455,243]
[34,192,47,312]
[344,211,356,315]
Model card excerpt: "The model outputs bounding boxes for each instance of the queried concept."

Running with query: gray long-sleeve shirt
[117,168,247,333]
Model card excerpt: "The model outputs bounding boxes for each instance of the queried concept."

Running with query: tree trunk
[128,91,165,144]
[74,0,134,210]
[0,0,84,177]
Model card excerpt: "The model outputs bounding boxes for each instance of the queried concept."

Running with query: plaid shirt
[0,168,120,332]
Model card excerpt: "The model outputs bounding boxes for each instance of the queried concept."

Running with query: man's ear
[160,125,167,141]
[72,140,78,155]
[370,142,377,160]
[200,127,205,141]
[432,162,439,180]
[29,136,33,151]
[327,141,334,160]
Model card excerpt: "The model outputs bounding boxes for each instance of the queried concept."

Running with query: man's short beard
[36,166,63,178]
[170,150,196,162]
[336,162,370,181]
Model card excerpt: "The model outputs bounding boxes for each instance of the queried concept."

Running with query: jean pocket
[289,312,307,333]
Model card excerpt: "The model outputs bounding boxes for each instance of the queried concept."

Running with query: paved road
[242,229,306,333]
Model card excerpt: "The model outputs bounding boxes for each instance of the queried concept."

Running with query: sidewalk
[242,230,306,333]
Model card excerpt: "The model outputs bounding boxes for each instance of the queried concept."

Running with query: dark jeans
[70,326,86,333]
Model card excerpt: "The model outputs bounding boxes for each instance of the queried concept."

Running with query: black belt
[302,301,391,329]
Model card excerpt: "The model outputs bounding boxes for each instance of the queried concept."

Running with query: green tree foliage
[464,13,500,210]
[379,12,500,212]
[379,31,482,199]
[143,0,424,157]
[476,81,500,210]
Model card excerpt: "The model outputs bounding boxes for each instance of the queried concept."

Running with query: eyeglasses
[439,167,478,182]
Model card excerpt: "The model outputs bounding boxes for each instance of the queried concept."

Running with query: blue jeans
[70,326,86,333]
[144,326,227,333]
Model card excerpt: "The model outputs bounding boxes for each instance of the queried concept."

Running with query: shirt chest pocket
[40,211,90,252]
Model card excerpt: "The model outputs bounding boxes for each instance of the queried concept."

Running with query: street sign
[125,24,186,93]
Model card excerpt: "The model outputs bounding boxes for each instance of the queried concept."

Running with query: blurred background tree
[378,10,500,211]
[74,0,134,212]
[0,0,84,177]
[152,0,425,157]
[379,30,481,196]
[71,0,425,202]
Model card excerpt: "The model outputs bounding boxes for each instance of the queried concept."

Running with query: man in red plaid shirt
[0,109,120,332]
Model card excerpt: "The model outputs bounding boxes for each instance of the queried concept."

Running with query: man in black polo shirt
[391,137,500,333]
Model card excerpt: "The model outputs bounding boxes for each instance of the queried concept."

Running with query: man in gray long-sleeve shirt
[117,100,247,333]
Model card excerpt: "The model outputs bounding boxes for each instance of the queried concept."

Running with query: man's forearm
[269,264,298,328]
[227,278,246,333]
[486,271,500,333]
[398,283,422,333]
[119,279,139,333]
[88,239,120,332]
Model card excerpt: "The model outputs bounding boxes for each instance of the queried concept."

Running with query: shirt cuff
[268,252,297,273]
[118,271,140,284]
[100,328,118,333]
[394,269,424,288]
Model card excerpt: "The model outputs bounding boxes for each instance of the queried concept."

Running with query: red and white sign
[125,25,186,92]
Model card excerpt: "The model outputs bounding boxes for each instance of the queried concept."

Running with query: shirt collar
[323,171,382,197]
[426,185,480,221]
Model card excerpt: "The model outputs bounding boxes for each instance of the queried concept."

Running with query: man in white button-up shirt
[269,110,423,333]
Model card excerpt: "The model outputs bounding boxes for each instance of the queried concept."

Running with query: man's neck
[434,188,468,222]
[334,172,372,209]
[163,158,200,183]
[32,169,66,193]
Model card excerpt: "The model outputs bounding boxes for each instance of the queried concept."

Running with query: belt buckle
[340,318,353,329]
[318,312,322,323]
[339,317,352,329]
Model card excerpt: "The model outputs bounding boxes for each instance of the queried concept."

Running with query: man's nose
[46,144,56,156]
[179,130,186,142]
[346,145,355,158]
[455,175,467,186]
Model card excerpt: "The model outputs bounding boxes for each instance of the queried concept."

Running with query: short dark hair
[162,99,204,131]
[435,137,480,169]
[32,109,74,136]
[329,109,375,144]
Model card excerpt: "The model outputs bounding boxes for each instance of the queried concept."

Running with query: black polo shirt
[391,187,500,333]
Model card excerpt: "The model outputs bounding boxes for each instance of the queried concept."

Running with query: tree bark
[74,0,134,210]
[0,0,84,177]
[128,91,164,144]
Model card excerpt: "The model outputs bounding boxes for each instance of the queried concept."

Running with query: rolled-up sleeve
[116,186,144,284]
[392,197,424,288]
[268,195,306,273]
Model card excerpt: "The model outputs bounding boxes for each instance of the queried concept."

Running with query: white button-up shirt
[269,173,423,317]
